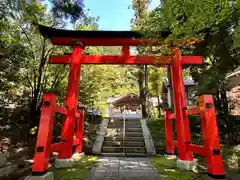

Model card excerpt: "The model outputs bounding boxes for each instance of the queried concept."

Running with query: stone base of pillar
[163,154,177,160]
[54,158,74,168]
[72,152,84,162]
[24,172,54,180]
[177,159,197,171]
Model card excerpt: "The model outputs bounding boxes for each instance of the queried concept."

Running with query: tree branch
[19,24,36,60]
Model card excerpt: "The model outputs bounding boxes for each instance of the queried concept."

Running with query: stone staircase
[101,118,147,156]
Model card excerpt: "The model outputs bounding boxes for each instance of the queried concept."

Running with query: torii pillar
[55,43,84,168]
[171,48,196,170]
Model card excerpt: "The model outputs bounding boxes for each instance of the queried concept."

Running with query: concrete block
[140,119,156,156]
[163,154,177,160]
[92,119,109,154]
[54,158,74,168]
[24,172,54,180]
[72,152,84,162]
[0,164,18,178]
[177,159,197,171]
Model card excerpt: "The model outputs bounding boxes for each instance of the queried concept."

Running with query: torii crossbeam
[28,24,225,180]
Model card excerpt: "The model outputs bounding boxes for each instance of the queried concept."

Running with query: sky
[84,0,160,30]
[45,0,160,30]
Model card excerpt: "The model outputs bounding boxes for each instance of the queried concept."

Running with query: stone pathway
[89,157,161,180]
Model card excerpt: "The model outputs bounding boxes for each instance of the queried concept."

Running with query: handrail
[123,112,126,157]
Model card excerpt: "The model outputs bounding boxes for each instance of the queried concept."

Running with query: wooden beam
[49,55,202,65]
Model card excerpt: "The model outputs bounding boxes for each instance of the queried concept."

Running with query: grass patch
[152,156,201,180]
[49,156,99,180]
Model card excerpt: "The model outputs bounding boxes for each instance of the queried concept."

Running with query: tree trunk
[29,39,47,128]
[220,89,233,131]
[157,96,161,117]
[144,65,149,117]
[138,66,147,118]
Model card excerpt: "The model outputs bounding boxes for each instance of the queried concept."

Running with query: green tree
[139,0,240,129]
[0,0,87,128]
[149,67,166,116]
[131,0,151,118]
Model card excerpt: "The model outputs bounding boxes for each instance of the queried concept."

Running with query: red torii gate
[30,25,224,179]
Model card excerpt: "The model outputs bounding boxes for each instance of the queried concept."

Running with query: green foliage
[50,0,84,24]
[0,0,142,133]
[139,0,240,129]
[148,67,165,97]
[147,118,166,153]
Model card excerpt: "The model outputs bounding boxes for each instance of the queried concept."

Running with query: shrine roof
[37,24,170,46]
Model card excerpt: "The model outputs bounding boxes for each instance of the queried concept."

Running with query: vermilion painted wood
[167,107,200,119]
[73,139,80,146]
[75,111,84,153]
[199,95,225,177]
[58,45,83,159]
[51,142,65,152]
[171,49,193,161]
[55,106,68,115]
[187,106,200,116]
[122,45,130,56]
[177,49,194,161]
[32,93,56,173]
[186,144,206,156]
[49,55,202,65]
[164,109,174,154]
[76,112,81,119]
[168,113,176,119]
[172,140,178,147]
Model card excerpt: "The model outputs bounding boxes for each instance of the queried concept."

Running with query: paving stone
[90,157,161,180]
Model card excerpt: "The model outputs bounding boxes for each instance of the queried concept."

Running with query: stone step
[124,136,145,142]
[104,136,145,142]
[125,121,141,124]
[104,137,121,141]
[104,135,122,139]
[103,140,145,147]
[102,146,123,153]
[125,132,143,137]
[108,121,123,125]
[101,153,147,157]
[103,141,122,147]
[109,121,141,124]
[106,127,142,131]
[125,127,142,132]
[107,125,123,128]
[126,123,141,127]
[124,141,145,147]
[105,128,142,133]
[102,147,146,154]
[126,125,141,128]
[125,147,146,154]
[105,130,122,135]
